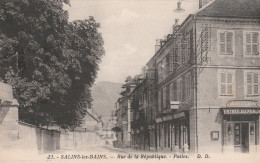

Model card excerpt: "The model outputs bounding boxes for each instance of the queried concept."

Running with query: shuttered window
[185,73,191,99]
[163,87,167,109]
[245,32,259,56]
[170,82,174,101]
[219,71,234,96]
[158,91,161,111]
[245,71,259,96]
[158,62,163,82]
[218,31,234,55]
[177,78,182,101]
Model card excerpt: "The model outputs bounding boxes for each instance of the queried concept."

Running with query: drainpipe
[194,15,199,153]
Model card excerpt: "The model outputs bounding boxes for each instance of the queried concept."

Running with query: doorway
[234,123,249,153]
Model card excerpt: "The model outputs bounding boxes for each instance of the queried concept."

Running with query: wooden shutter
[169,51,174,72]
[247,73,253,95]
[219,32,226,54]
[170,83,174,101]
[158,91,161,111]
[253,73,259,95]
[227,73,233,95]
[252,32,259,55]
[245,33,252,55]
[220,73,226,95]
[226,32,233,54]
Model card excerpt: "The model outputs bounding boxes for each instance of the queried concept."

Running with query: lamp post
[173,0,185,12]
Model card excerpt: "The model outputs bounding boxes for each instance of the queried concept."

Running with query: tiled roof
[196,0,260,19]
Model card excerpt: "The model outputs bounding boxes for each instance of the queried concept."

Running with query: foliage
[0,0,104,129]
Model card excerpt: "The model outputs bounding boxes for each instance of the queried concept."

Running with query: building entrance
[234,123,249,153]
[223,114,258,153]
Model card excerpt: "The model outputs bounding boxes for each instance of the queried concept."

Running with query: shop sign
[170,101,180,110]
[0,82,13,102]
[223,109,260,115]
[173,112,185,119]
[162,115,173,121]
[156,118,163,123]
[227,100,258,108]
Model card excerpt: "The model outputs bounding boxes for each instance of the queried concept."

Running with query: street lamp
[173,0,185,12]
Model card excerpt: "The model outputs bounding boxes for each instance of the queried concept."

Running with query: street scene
[0,0,260,162]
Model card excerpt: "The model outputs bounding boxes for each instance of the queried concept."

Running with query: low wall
[16,122,60,153]
[60,130,103,150]
[16,122,103,152]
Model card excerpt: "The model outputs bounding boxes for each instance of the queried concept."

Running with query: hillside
[91,81,122,121]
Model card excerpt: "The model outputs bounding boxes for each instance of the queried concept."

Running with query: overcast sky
[65,0,199,84]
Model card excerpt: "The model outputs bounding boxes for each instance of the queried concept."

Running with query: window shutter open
[219,33,226,54]
[226,32,233,54]
[247,73,253,95]
[227,73,233,95]
[252,32,259,55]
[220,73,226,95]
[253,73,259,95]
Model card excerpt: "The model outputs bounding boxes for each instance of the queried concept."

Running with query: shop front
[222,100,260,153]
[155,111,189,152]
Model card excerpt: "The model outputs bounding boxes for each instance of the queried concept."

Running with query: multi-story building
[114,78,136,148]
[115,0,260,153]
[152,0,260,153]
[130,66,157,151]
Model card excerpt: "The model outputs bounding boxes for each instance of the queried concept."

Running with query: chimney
[155,39,161,53]
[172,19,179,33]
[199,0,213,9]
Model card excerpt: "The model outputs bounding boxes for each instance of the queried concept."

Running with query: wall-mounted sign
[173,112,185,119]
[170,101,180,110]
[162,115,173,121]
[211,131,219,141]
[0,82,13,102]
[223,109,260,115]
[226,100,258,108]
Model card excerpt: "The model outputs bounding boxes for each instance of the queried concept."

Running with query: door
[234,123,249,153]
[241,123,249,153]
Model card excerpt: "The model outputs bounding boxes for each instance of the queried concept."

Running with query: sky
[65,0,199,84]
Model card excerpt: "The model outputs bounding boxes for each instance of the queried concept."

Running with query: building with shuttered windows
[148,0,260,153]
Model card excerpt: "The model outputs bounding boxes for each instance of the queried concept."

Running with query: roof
[196,0,260,19]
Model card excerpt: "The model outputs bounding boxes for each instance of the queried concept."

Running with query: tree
[0,0,104,129]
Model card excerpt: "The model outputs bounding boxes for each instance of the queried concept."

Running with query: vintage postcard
[0,0,260,162]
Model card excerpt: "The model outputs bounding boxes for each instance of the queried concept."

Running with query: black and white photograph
[0,0,260,162]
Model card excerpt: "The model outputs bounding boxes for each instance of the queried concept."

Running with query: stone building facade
[115,0,260,153]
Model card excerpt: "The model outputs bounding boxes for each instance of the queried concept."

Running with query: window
[185,73,191,99]
[170,82,174,101]
[176,78,182,101]
[162,57,167,79]
[245,71,259,96]
[158,91,161,111]
[218,30,234,56]
[218,70,235,97]
[158,62,163,82]
[169,51,174,72]
[162,87,167,109]
[244,32,259,56]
